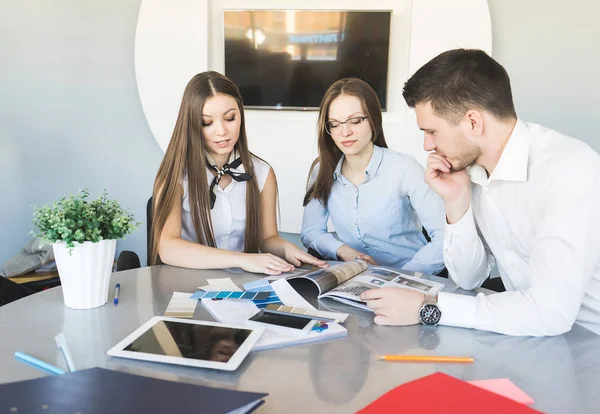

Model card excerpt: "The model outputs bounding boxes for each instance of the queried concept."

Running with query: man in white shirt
[360,49,600,336]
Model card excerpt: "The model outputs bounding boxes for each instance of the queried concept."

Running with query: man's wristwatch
[419,295,442,326]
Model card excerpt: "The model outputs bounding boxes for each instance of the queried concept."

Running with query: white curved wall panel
[135,0,492,232]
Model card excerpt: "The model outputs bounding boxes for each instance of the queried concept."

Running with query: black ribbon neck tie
[208,157,252,209]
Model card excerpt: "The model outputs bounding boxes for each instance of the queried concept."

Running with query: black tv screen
[223,10,392,110]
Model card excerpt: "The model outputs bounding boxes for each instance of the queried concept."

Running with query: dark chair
[0,277,36,307]
[146,196,153,266]
[116,250,140,270]
[116,197,152,271]
[481,277,506,292]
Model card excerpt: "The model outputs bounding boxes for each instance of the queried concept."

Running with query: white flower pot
[53,239,117,310]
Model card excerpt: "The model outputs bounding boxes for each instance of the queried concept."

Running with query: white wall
[489,0,600,150]
[0,0,164,264]
[3,0,596,264]
[135,0,492,233]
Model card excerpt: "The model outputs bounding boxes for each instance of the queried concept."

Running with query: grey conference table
[1,265,600,413]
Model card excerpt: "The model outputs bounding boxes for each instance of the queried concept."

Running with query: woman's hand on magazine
[238,253,295,275]
[283,243,328,268]
[336,244,378,265]
[360,288,425,326]
[356,254,377,265]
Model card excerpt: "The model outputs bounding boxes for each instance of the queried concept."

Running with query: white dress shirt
[180,154,270,252]
[439,119,600,336]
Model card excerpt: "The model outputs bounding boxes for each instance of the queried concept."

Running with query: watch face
[419,304,441,325]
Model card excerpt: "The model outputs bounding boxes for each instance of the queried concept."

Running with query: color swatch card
[252,291,282,308]
[190,290,271,300]
[357,372,541,413]
[243,278,315,309]
[468,378,534,405]
[164,292,197,319]
[243,277,280,293]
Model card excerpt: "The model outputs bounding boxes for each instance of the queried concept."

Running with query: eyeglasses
[325,116,370,135]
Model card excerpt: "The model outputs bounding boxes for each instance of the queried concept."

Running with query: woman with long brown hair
[301,78,445,274]
[150,71,325,274]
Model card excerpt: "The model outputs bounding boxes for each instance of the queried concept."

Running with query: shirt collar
[333,145,384,181]
[469,119,531,186]
[333,155,344,180]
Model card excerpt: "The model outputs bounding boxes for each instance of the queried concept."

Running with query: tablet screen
[123,320,253,363]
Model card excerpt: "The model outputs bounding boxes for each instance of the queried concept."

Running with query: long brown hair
[149,71,261,265]
[303,78,388,206]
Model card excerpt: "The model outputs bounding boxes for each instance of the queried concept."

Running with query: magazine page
[287,260,369,295]
[319,274,393,304]
[386,273,445,295]
[319,267,445,310]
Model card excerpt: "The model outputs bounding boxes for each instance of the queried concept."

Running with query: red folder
[358,372,542,413]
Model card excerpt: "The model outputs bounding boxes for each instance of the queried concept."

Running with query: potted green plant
[33,189,139,309]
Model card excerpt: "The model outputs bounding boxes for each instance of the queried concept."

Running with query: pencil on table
[376,355,474,363]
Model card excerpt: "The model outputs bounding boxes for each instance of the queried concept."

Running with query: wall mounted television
[223,10,392,110]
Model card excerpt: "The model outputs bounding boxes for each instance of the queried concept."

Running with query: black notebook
[0,367,267,414]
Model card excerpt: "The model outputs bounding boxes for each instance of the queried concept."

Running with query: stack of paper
[264,304,348,323]
[164,292,197,319]
[201,298,347,351]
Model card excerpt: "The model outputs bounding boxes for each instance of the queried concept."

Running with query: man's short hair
[403,49,517,123]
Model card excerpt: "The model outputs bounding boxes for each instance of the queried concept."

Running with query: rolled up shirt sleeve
[301,197,344,260]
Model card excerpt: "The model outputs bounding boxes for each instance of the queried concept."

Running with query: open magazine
[286,260,445,311]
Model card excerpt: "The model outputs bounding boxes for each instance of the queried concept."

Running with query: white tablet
[107,316,264,371]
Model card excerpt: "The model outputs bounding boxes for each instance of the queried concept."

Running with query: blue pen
[14,351,65,375]
[114,283,120,305]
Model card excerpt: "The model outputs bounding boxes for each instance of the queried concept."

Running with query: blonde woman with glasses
[301,78,445,274]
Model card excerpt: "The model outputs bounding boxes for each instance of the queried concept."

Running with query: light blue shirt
[301,145,446,274]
